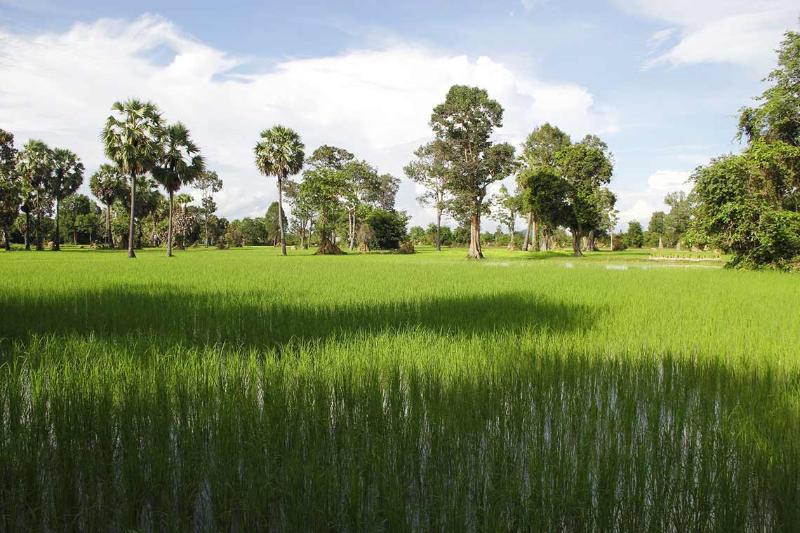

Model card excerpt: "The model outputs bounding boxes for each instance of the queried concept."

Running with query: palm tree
[16,140,53,251]
[102,99,164,258]
[49,148,84,251]
[152,123,204,257]
[254,126,305,256]
[89,164,126,248]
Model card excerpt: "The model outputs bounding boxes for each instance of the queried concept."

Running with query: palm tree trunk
[277,176,287,256]
[53,196,61,251]
[36,206,43,251]
[24,211,30,250]
[106,203,112,247]
[167,190,174,257]
[128,173,136,258]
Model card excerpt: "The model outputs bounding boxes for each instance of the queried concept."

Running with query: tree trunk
[24,212,30,250]
[658,235,663,249]
[277,177,287,256]
[3,227,10,251]
[435,207,442,251]
[204,208,210,247]
[586,230,596,252]
[106,203,112,247]
[167,190,174,257]
[316,231,343,255]
[571,227,583,257]
[36,210,43,251]
[128,173,136,258]
[53,197,61,251]
[532,218,540,252]
[522,213,532,251]
[610,233,614,251]
[467,212,483,259]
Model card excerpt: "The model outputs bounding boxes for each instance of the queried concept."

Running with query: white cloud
[0,15,617,225]
[616,0,797,69]
[520,0,550,12]
[616,170,692,227]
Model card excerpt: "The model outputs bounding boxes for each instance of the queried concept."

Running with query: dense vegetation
[0,247,798,530]
[1,19,799,533]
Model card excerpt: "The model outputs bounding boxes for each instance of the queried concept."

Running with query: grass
[1,245,798,530]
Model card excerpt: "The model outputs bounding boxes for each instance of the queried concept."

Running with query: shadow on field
[0,287,599,349]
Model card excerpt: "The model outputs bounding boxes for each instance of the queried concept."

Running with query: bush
[365,209,408,250]
[398,241,415,254]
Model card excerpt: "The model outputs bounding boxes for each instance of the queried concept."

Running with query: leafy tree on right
[690,30,800,269]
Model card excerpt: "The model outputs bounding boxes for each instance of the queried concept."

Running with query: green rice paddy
[1,247,798,530]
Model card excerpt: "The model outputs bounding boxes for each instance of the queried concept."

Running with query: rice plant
[1,247,798,530]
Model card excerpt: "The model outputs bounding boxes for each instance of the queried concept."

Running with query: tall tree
[340,161,398,250]
[48,148,84,251]
[284,179,314,249]
[738,30,800,147]
[647,211,667,249]
[152,123,205,257]
[341,160,377,250]
[254,125,305,256]
[300,166,348,254]
[517,166,569,252]
[102,99,164,258]
[265,201,288,246]
[518,123,571,251]
[663,191,692,248]
[16,140,53,251]
[0,129,20,251]
[60,194,99,244]
[404,142,450,251]
[89,164,126,247]
[195,170,223,247]
[300,145,355,254]
[493,184,522,250]
[430,85,516,259]
[554,136,614,256]
[625,221,645,248]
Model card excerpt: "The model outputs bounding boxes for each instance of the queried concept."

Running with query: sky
[1,0,797,230]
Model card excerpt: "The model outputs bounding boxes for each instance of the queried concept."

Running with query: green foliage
[0,249,799,530]
[691,30,800,269]
[0,129,20,246]
[518,166,570,228]
[59,194,100,244]
[738,31,800,146]
[89,164,126,207]
[365,208,408,250]
[663,191,692,247]
[429,85,516,257]
[102,99,165,257]
[624,221,644,248]
[264,201,287,245]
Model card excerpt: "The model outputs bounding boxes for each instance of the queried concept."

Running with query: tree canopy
[429,85,516,258]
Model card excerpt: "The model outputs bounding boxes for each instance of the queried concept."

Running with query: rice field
[1,246,798,531]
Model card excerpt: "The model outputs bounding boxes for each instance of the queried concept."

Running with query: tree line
[2,28,796,266]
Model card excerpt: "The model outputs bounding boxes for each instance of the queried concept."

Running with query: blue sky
[1,0,797,229]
